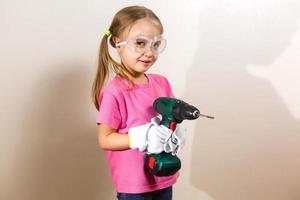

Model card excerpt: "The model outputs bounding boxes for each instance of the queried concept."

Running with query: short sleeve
[96,91,121,129]
[163,77,176,98]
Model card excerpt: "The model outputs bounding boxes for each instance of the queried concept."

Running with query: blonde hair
[92,6,164,110]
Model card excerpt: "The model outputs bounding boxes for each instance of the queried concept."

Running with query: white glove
[164,124,186,155]
[128,123,152,152]
[147,117,173,154]
[128,116,173,154]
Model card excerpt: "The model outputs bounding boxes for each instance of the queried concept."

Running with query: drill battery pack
[145,152,181,176]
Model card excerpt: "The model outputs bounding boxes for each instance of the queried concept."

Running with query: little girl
[92,6,185,200]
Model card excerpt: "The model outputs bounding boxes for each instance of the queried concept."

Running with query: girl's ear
[113,37,122,53]
[113,37,121,45]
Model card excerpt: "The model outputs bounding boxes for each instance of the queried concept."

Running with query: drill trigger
[170,122,176,131]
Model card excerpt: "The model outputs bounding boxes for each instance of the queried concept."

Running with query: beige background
[1,0,300,200]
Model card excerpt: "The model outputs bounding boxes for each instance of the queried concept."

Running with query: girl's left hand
[163,124,186,155]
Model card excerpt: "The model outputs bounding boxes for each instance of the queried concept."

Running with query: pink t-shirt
[96,73,179,193]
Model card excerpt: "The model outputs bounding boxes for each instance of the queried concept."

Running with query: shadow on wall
[11,63,114,200]
[184,1,300,200]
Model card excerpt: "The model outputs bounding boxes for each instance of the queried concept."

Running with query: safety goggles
[115,35,167,54]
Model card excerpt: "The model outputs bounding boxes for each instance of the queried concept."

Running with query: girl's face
[115,18,163,78]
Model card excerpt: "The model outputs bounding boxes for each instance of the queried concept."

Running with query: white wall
[1,0,300,200]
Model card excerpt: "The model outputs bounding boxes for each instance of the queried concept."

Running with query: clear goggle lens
[116,35,167,54]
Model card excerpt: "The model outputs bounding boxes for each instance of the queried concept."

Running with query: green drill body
[145,97,204,176]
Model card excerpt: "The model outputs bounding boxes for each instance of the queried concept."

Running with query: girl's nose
[143,48,155,57]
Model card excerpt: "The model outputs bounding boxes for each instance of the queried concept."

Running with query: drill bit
[199,113,214,119]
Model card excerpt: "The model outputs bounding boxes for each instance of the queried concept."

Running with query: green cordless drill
[145,97,214,176]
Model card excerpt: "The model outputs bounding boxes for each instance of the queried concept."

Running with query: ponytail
[92,35,111,111]
[92,33,133,110]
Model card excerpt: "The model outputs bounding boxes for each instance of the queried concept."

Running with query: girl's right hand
[146,122,173,154]
[128,116,173,154]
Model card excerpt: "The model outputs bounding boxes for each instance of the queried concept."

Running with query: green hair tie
[104,29,112,37]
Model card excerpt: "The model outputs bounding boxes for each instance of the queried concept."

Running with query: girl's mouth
[139,60,152,64]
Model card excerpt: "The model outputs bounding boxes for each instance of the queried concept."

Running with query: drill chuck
[172,100,200,121]
[193,110,200,118]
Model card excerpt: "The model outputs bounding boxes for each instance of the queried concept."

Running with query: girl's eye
[135,39,147,47]
[153,41,161,49]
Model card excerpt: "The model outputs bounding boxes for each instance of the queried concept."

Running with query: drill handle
[161,116,179,132]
